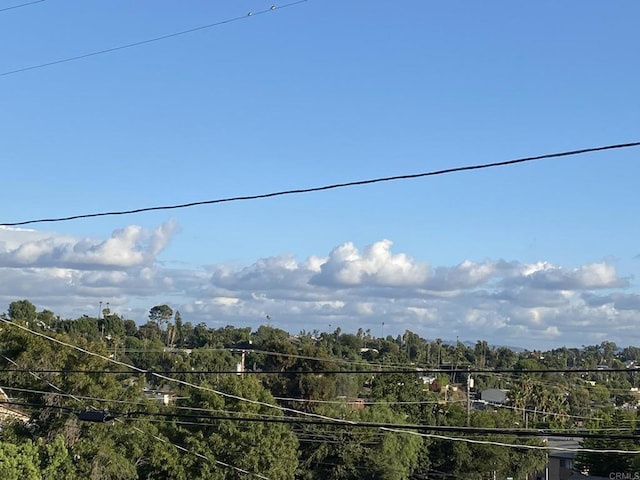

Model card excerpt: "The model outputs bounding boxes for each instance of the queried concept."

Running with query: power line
[108,346,640,376]
[0,367,637,375]
[0,369,633,430]
[0,0,44,14]
[0,355,271,478]
[4,320,639,454]
[0,354,84,403]
[123,418,640,454]
[4,400,639,441]
[0,318,369,425]
[395,429,640,455]
[1,141,638,227]
[121,413,640,440]
[4,396,637,455]
[124,347,372,367]
[113,345,443,371]
[0,385,308,421]
[0,1,307,77]
[123,419,272,480]
[274,396,456,405]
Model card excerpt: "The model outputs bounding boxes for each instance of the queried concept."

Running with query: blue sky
[1,0,639,349]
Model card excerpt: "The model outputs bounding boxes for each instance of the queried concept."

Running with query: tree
[148,305,173,328]
[371,372,432,422]
[70,420,185,480]
[173,310,183,346]
[37,309,56,327]
[100,313,125,339]
[426,408,547,479]
[0,441,41,480]
[60,316,101,342]
[577,410,640,475]
[8,299,37,322]
[0,436,77,480]
[123,319,137,337]
[39,436,76,480]
[174,375,299,479]
[299,405,423,480]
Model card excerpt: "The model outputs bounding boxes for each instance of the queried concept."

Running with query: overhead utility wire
[4,320,638,454]
[0,385,287,419]
[0,384,610,430]
[124,420,272,480]
[1,367,637,375]
[0,318,373,425]
[113,346,436,371]
[3,399,634,455]
[0,355,196,479]
[0,354,84,403]
[9,400,640,455]
[0,0,44,14]
[389,429,640,455]
[4,400,638,441]
[0,1,307,77]
[3,378,635,440]
[0,319,581,456]
[2,141,638,227]
[122,347,370,367]
[379,420,640,456]
[0,356,270,477]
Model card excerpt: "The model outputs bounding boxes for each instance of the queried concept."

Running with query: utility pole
[99,301,104,338]
[466,368,472,427]
[236,350,245,377]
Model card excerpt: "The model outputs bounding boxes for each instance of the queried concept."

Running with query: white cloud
[508,261,629,290]
[212,297,240,306]
[0,220,178,269]
[544,326,561,337]
[209,253,318,292]
[424,260,497,291]
[0,232,637,349]
[311,240,430,287]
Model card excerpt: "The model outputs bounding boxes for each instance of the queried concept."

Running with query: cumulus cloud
[209,253,318,292]
[311,240,430,287]
[188,241,634,346]
[0,233,637,349]
[424,260,498,291]
[507,261,629,290]
[310,240,499,291]
[0,220,178,269]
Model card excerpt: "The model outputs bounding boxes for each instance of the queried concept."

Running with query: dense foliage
[0,299,638,479]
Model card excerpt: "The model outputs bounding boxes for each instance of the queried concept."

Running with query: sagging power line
[3,400,640,442]
[2,141,638,226]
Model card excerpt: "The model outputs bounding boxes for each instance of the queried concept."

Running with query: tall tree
[148,305,173,329]
[8,299,37,322]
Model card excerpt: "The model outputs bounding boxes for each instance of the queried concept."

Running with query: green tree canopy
[8,299,37,322]
[148,305,173,327]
